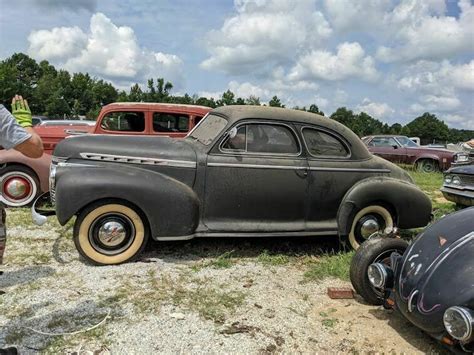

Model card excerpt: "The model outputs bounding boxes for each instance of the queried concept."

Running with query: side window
[100,111,145,132]
[153,113,190,132]
[222,123,299,155]
[302,128,349,157]
[369,137,398,147]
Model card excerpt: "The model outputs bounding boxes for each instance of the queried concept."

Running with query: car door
[367,137,407,163]
[204,121,309,232]
[301,126,378,231]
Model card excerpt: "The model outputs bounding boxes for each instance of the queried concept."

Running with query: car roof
[103,102,211,115]
[211,105,371,159]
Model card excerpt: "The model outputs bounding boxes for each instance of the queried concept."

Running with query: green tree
[308,104,324,116]
[217,90,235,106]
[269,95,284,108]
[405,112,450,144]
[245,95,261,106]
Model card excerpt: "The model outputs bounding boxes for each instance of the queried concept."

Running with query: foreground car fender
[337,177,432,236]
[55,165,199,237]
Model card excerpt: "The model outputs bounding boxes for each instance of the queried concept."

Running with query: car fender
[55,165,200,238]
[413,154,441,164]
[0,150,51,192]
[337,177,432,235]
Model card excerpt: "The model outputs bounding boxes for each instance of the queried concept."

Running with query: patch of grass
[304,252,353,282]
[321,317,338,328]
[257,250,290,266]
[191,250,236,271]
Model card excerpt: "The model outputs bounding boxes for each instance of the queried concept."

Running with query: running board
[155,230,338,241]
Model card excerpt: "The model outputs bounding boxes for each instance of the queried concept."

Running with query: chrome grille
[459,174,474,187]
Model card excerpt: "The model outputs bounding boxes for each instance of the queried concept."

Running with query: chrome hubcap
[5,178,29,198]
[98,221,127,247]
[360,217,380,239]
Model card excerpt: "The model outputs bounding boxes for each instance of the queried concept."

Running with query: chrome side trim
[80,152,196,168]
[207,162,390,173]
[309,167,391,173]
[207,162,306,170]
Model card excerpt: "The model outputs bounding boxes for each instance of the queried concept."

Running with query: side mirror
[227,127,238,139]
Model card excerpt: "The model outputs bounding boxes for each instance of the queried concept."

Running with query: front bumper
[31,192,56,226]
[441,187,474,206]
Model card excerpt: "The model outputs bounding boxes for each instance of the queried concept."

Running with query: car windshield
[187,114,228,145]
[397,136,419,148]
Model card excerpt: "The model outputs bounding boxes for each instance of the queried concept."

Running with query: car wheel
[416,159,438,173]
[0,165,40,207]
[73,201,149,265]
[350,237,408,305]
[348,205,394,250]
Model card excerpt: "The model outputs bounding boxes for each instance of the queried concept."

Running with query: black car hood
[54,135,196,163]
[394,207,474,334]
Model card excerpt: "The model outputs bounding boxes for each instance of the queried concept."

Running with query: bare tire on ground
[348,205,394,250]
[416,159,439,173]
[73,201,149,265]
[350,237,408,305]
[0,165,40,207]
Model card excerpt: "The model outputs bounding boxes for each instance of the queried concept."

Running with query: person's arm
[0,95,44,158]
[13,127,43,158]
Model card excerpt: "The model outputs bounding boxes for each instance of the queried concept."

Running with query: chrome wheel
[358,216,381,239]
[89,213,136,256]
[0,170,38,207]
[349,205,394,250]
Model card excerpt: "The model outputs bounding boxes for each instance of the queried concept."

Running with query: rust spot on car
[438,236,447,246]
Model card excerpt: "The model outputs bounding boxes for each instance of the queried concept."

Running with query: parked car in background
[1,103,211,207]
[35,106,432,265]
[35,103,211,154]
[441,164,474,206]
[362,135,457,172]
[350,208,474,353]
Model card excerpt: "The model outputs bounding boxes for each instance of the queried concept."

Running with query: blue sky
[0,0,473,129]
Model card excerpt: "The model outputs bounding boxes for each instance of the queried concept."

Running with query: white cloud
[201,0,332,74]
[376,0,474,62]
[410,95,461,112]
[28,27,87,61]
[356,98,395,119]
[397,60,474,95]
[288,42,378,82]
[27,13,184,88]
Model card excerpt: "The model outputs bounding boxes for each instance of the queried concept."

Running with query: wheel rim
[1,171,37,206]
[89,213,136,256]
[354,214,385,245]
[421,161,435,173]
[349,206,394,250]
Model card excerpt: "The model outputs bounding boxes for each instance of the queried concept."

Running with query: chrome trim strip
[207,162,306,170]
[80,152,196,168]
[208,162,390,173]
[309,167,391,173]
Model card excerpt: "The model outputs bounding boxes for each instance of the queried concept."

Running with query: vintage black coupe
[34,106,432,265]
[350,207,474,353]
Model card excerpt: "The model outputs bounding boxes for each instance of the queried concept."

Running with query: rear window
[153,113,190,132]
[302,128,349,157]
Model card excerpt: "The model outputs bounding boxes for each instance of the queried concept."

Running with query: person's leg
[0,204,5,271]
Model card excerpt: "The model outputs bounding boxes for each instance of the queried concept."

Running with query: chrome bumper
[32,192,56,226]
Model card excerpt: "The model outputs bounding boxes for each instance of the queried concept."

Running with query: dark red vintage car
[1,103,211,207]
[362,135,456,173]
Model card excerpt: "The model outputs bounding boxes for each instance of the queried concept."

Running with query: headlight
[452,176,461,185]
[368,263,388,288]
[455,154,469,163]
[49,160,58,193]
[444,175,452,184]
[443,306,473,342]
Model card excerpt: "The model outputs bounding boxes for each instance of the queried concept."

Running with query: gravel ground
[0,209,447,354]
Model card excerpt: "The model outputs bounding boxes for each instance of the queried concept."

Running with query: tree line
[1,53,472,144]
